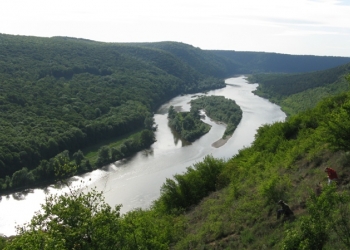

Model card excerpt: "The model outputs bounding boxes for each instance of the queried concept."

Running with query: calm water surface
[0,76,286,236]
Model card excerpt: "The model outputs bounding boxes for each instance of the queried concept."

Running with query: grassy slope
[163,68,350,248]
[166,92,350,249]
[173,153,349,249]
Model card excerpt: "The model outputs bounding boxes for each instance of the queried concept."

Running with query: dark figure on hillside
[325,167,338,185]
[315,182,322,196]
[277,200,294,220]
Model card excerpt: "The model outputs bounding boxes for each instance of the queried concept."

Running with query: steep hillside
[249,63,350,115]
[166,89,350,249]
[138,42,243,77]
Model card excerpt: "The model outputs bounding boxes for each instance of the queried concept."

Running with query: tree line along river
[0,76,286,236]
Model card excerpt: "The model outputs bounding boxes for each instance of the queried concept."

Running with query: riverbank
[212,135,232,148]
[0,76,286,237]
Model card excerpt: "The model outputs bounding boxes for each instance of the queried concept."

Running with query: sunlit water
[0,76,286,236]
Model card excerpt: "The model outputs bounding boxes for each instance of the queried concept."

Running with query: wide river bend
[0,76,286,236]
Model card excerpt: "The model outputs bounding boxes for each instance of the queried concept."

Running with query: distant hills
[210,50,350,74]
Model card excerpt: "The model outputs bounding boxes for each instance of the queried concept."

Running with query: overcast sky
[1,0,350,56]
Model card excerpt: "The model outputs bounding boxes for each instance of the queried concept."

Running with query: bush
[282,185,350,250]
[155,156,225,213]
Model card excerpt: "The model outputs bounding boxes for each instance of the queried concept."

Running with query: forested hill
[1,33,350,192]
[0,34,230,191]
[210,50,350,73]
[249,62,350,116]
[134,42,243,77]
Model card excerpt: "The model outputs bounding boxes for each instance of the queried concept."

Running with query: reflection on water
[43,187,50,195]
[0,76,286,236]
[226,83,241,87]
[12,193,25,201]
[11,189,36,201]
[142,149,154,157]
[170,127,191,147]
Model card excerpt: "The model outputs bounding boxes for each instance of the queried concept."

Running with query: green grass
[82,129,144,165]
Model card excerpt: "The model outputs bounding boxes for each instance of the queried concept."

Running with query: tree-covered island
[191,95,242,139]
[167,96,242,143]
[167,106,211,142]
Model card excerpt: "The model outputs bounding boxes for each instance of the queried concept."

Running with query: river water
[0,76,286,236]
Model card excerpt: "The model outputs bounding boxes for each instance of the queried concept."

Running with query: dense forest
[249,63,350,116]
[3,75,350,249]
[3,33,350,249]
[167,95,242,142]
[0,34,229,192]
[2,34,348,192]
[191,95,242,139]
[167,106,211,142]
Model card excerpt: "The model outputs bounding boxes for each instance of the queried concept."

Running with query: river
[0,76,286,236]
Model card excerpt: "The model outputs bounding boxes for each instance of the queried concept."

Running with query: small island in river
[168,105,211,142]
[168,95,243,146]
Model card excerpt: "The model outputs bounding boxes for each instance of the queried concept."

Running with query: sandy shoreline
[212,135,232,148]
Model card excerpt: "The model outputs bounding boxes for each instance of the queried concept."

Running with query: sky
[1,0,350,57]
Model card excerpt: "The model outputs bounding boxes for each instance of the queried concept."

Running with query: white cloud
[1,0,350,56]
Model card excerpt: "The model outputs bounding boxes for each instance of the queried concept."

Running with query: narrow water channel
[0,76,286,236]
